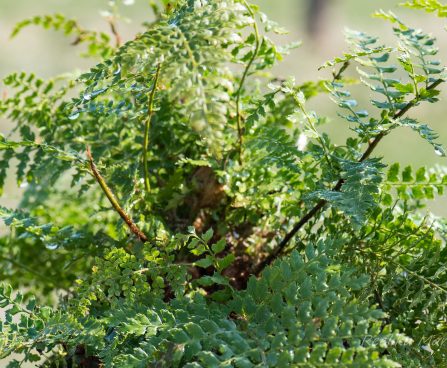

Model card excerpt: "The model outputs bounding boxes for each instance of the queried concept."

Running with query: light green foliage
[68,0,283,153]
[11,13,114,58]
[0,0,447,367]
[385,163,447,200]
[400,0,447,16]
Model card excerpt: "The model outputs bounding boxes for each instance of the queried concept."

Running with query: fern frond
[385,163,447,200]
[245,125,302,173]
[11,13,114,58]
[400,0,447,17]
[310,159,385,226]
[71,0,250,152]
[397,118,445,156]
[0,245,410,367]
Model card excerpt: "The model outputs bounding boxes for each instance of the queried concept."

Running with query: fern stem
[333,61,350,80]
[108,17,122,47]
[253,78,444,275]
[363,79,443,159]
[235,1,261,164]
[390,260,447,294]
[87,147,148,243]
[143,64,162,194]
[292,94,334,170]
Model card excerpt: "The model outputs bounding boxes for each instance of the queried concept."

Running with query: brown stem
[253,78,444,275]
[108,18,122,47]
[333,61,350,81]
[87,147,148,243]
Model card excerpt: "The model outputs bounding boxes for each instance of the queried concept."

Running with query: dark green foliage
[310,159,385,226]
[1,0,447,367]
[0,246,409,367]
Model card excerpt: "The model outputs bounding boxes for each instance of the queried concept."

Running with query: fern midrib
[254,78,444,275]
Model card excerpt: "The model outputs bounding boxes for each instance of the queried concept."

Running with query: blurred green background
[1,0,446,212]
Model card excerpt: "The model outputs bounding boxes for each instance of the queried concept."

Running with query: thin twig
[108,17,122,47]
[253,78,444,275]
[87,147,148,242]
[143,64,162,193]
[332,61,350,81]
[235,0,261,164]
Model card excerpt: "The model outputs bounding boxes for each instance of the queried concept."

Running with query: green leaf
[211,239,226,254]
[217,254,235,271]
[194,257,214,269]
[388,163,400,182]
[202,228,214,243]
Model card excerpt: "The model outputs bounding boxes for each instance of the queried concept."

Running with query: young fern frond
[143,64,162,193]
[70,0,251,153]
[400,0,447,17]
[11,13,115,58]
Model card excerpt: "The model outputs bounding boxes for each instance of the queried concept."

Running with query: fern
[1,1,447,367]
[385,163,447,200]
[310,159,385,226]
[70,0,251,150]
[400,0,447,16]
[11,13,114,58]
[0,246,410,367]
